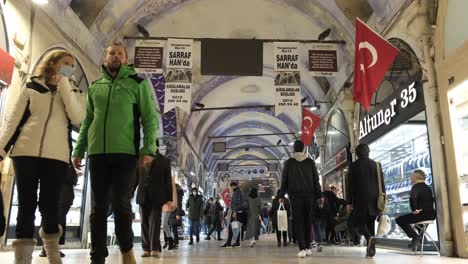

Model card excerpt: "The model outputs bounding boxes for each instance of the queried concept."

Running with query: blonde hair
[34,50,74,81]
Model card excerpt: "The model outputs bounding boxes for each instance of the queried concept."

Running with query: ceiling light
[288,142,294,146]
[309,106,318,111]
[33,0,48,4]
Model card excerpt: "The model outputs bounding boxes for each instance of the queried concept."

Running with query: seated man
[395,169,436,250]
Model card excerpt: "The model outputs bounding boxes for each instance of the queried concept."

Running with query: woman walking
[245,188,261,247]
[0,50,85,264]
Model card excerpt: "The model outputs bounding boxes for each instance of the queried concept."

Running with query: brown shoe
[141,251,151,257]
[150,251,159,258]
[121,249,137,264]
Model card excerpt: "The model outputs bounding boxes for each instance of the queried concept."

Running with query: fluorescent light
[298,131,303,135]
[190,171,195,176]
[309,106,318,111]
[288,142,294,146]
[33,0,48,4]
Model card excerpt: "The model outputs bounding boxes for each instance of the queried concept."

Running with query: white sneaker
[297,250,307,258]
[305,249,313,256]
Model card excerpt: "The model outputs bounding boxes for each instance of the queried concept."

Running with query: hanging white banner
[134,40,163,74]
[274,42,301,116]
[164,39,193,114]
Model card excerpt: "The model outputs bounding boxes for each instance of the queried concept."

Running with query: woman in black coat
[270,190,291,247]
[347,144,385,258]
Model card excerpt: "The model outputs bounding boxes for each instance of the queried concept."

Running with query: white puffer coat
[0,77,86,163]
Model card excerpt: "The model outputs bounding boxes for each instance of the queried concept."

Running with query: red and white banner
[301,108,321,146]
[353,18,398,111]
[220,188,231,208]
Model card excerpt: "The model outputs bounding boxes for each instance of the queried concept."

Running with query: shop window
[324,109,349,161]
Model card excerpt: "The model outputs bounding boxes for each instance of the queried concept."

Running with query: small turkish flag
[301,108,321,146]
[353,18,399,111]
[220,188,231,208]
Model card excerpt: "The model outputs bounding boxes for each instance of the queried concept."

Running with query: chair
[413,220,440,257]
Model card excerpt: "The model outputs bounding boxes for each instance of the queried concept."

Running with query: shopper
[136,141,172,258]
[323,186,340,243]
[221,182,246,248]
[347,143,385,258]
[245,188,261,247]
[72,42,158,264]
[0,50,86,264]
[260,203,270,234]
[186,188,204,245]
[206,197,224,241]
[203,198,214,235]
[271,190,291,247]
[396,170,436,250]
[280,140,323,258]
[162,175,177,252]
[38,166,78,258]
[170,184,185,248]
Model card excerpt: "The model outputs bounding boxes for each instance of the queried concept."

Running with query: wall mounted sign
[164,38,193,114]
[134,39,163,74]
[274,42,301,116]
[309,43,338,77]
[359,81,425,144]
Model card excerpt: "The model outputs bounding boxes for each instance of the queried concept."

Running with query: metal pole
[208,132,295,139]
[124,36,346,45]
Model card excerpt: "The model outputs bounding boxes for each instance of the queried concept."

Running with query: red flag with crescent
[220,188,231,208]
[353,18,398,111]
[301,108,320,146]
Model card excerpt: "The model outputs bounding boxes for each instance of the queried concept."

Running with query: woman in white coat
[0,50,86,264]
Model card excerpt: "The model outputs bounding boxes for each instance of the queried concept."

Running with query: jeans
[162,211,172,238]
[231,222,243,244]
[13,157,66,238]
[88,154,138,260]
[395,211,436,239]
[140,205,162,252]
[189,219,201,239]
[262,217,269,234]
[290,197,313,251]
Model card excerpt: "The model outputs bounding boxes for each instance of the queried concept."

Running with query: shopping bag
[231,221,240,229]
[377,214,391,236]
[277,203,288,232]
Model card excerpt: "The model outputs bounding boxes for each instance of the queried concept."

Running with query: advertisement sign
[309,43,338,77]
[134,40,163,74]
[274,42,301,116]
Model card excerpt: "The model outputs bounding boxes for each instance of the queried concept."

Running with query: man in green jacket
[72,42,158,264]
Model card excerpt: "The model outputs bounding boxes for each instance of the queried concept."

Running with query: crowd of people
[0,41,438,264]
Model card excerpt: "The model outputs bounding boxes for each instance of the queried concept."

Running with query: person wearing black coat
[322,187,340,243]
[396,169,437,250]
[0,188,5,237]
[136,145,172,258]
[280,140,323,258]
[270,190,291,247]
[168,184,185,248]
[206,198,224,241]
[347,143,384,258]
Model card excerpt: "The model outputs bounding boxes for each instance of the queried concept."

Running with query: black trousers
[172,224,179,244]
[139,205,162,252]
[89,154,138,260]
[395,211,436,239]
[276,231,288,243]
[0,189,6,237]
[37,183,75,245]
[290,197,313,250]
[350,213,376,241]
[13,157,66,238]
[207,216,222,239]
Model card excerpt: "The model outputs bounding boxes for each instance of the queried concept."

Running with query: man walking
[72,42,158,264]
[280,140,323,258]
[136,140,172,258]
[347,143,385,258]
[186,188,204,245]
[260,203,269,234]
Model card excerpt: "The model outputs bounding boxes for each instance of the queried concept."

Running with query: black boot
[189,236,194,245]
[196,235,200,243]
[168,238,176,250]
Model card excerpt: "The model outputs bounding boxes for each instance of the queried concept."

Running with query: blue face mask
[58,65,74,78]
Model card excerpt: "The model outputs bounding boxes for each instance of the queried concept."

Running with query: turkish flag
[220,188,231,208]
[301,107,321,146]
[353,18,398,111]
[0,48,15,85]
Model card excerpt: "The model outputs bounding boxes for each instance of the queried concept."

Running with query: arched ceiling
[76,0,409,176]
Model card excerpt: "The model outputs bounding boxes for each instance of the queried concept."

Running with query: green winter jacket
[73,64,158,158]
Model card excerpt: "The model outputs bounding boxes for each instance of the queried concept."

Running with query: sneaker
[233,243,241,248]
[317,245,323,252]
[297,250,307,258]
[249,240,256,248]
[409,236,421,251]
[221,244,230,248]
[305,249,313,256]
[366,237,376,257]
[141,251,151,258]
[205,236,211,240]
[189,241,194,245]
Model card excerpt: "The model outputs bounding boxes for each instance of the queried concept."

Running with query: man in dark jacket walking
[221,182,246,248]
[396,169,436,250]
[136,141,172,258]
[280,140,323,258]
[347,143,384,258]
[186,188,203,245]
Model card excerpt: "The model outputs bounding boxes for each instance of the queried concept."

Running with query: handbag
[377,214,391,236]
[376,162,387,211]
[277,203,288,232]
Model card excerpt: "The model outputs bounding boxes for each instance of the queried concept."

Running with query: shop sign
[323,148,348,176]
[359,81,425,144]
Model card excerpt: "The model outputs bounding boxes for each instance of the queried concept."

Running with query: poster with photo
[274,42,301,116]
[309,43,338,77]
[134,40,163,74]
[164,39,193,114]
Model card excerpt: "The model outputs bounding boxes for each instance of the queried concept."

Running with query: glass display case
[369,112,439,241]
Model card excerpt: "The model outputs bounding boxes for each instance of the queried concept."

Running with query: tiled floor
[0,236,465,264]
